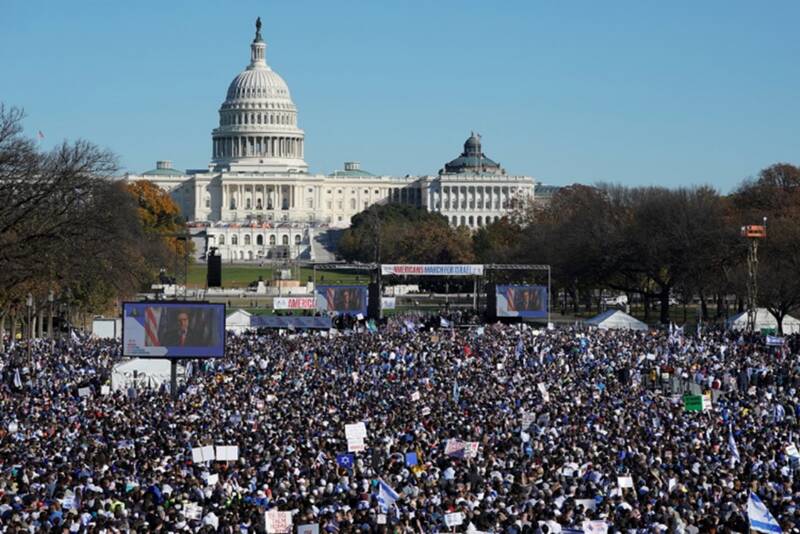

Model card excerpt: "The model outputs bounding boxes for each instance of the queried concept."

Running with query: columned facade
[123,20,541,262]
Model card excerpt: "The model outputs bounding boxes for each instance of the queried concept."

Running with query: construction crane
[741,218,767,333]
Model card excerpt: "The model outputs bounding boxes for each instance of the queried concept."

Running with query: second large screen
[315,286,368,316]
[496,285,547,318]
[122,302,226,358]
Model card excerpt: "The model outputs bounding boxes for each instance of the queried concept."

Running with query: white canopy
[586,309,649,331]
[226,309,253,334]
[726,308,800,334]
[111,358,175,392]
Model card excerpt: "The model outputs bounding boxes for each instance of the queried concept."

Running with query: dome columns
[212,134,304,160]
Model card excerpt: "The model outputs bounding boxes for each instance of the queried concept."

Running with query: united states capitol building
[126,19,545,262]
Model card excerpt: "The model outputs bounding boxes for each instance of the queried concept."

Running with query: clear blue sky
[2,1,799,190]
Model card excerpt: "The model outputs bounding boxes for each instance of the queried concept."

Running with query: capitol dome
[225,69,292,102]
[211,17,307,173]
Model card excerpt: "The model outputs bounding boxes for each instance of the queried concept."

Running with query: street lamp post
[26,293,33,364]
[48,290,54,340]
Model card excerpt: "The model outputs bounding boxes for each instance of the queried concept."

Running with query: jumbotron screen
[122,302,226,358]
[496,285,547,318]
[315,286,368,316]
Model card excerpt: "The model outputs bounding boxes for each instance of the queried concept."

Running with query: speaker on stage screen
[122,302,226,359]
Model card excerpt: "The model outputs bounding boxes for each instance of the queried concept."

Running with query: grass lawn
[187,264,368,289]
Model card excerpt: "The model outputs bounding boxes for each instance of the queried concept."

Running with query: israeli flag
[452,380,460,404]
[748,491,782,533]
[766,335,784,347]
[515,339,524,358]
[13,368,22,389]
[440,317,451,328]
[376,478,399,510]
[728,425,740,465]
[336,453,355,470]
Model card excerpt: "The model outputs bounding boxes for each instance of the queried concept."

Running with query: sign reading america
[273,297,316,310]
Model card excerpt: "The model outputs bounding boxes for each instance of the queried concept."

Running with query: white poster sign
[444,512,464,527]
[216,445,239,462]
[618,476,634,490]
[381,297,396,310]
[347,438,365,453]
[265,511,293,534]
[297,525,319,534]
[345,422,367,440]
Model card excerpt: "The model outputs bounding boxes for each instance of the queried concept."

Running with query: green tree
[731,163,800,332]
[339,204,474,264]
[0,104,164,321]
[472,217,524,263]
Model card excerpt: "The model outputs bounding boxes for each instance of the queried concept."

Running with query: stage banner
[496,285,547,318]
[315,286,368,316]
[273,297,316,310]
[381,264,484,276]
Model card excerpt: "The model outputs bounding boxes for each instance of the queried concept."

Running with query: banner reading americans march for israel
[381,264,484,276]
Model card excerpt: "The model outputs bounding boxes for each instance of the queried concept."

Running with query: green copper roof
[143,167,185,177]
[329,169,375,178]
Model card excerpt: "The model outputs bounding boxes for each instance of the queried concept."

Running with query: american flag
[145,307,161,346]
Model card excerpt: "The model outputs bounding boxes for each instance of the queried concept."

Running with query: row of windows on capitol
[214,234,302,246]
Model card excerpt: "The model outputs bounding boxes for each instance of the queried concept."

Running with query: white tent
[111,358,175,392]
[226,309,253,334]
[726,308,800,334]
[586,309,649,331]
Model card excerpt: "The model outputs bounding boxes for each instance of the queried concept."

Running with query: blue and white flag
[376,478,399,510]
[13,368,22,389]
[440,317,451,328]
[729,425,740,465]
[748,491,782,533]
[452,380,460,404]
[403,320,416,333]
[336,453,355,470]
[515,339,524,358]
[766,335,785,347]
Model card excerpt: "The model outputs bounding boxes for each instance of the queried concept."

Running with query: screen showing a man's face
[178,312,189,333]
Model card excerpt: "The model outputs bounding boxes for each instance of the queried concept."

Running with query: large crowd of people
[1,319,800,533]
